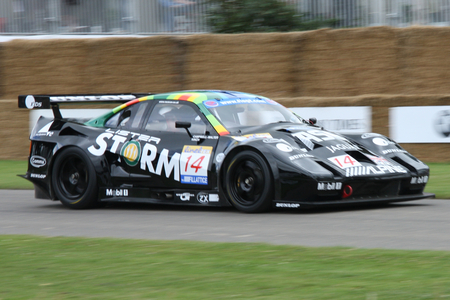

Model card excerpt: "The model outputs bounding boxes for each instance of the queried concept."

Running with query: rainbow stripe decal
[146,92,230,136]
[112,98,147,114]
[89,91,267,135]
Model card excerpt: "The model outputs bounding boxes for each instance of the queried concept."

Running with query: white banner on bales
[389,106,450,143]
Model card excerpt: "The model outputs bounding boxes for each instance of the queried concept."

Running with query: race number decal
[328,154,361,169]
[180,146,213,185]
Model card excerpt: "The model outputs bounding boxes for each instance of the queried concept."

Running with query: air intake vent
[390,156,416,172]
[345,151,375,164]
[59,127,87,137]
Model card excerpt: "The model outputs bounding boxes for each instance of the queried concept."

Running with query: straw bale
[87,36,181,93]
[0,44,4,97]
[0,100,30,160]
[298,27,401,97]
[397,27,450,94]
[3,39,92,97]
[184,33,297,98]
[2,36,181,98]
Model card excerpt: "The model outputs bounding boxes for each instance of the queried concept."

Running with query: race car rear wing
[18,93,152,119]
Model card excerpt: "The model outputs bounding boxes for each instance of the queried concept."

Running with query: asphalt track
[1,190,449,251]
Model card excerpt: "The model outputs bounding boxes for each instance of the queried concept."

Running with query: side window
[105,101,149,129]
[105,112,121,128]
[145,103,207,134]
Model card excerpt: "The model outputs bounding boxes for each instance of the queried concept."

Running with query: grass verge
[1,235,450,299]
[425,163,450,199]
[0,160,33,189]
[1,160,448,198]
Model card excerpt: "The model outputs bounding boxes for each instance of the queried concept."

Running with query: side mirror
[308,117,317,125]
[175,121,191,129]
[175,121,192,138]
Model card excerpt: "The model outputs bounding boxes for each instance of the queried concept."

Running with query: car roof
[146,90,266,104]
[86,90,270,135]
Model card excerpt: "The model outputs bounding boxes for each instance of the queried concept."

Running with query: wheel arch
[48,144,110,200]
[218,145,281,204]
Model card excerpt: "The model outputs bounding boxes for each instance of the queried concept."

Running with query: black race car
[18,90,434,213]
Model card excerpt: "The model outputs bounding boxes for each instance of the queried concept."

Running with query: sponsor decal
[434,110,450,137]
[326,143,361,154]
[25,95,35,108]
[209,194,219,202]
[232,133,272,141]
[345,165,407,177]
[289,153,314,160]
[192,135,218,140]
[293,130,348,143]
[275,203,300,208]
[263,138,288,144]
[293,134,314,150]
[372,137,390,146]
[87,129,160,156]
[292,129,349,151]
[35,122,54,137]
[197,192,209,204]
[121,141,141,166]
[367,155,392,166]
[276,143,293,152]
[50,95,136,101]
[410,176,428,184]
[361,133,382,139]
[285,126,305,132]
[382,148,407,155]
[176,192,195,201]
[317,182,342,191]
[30,173,46,179]
[204,100,219,107]
[89,130,211,185]
[215,153,225,163]
[264,138,307,152]
[203,98,274,108]
[329,154,362,169]
[30,156,46,168]
[106,189,129,197]
[25,95,43,109]
[180,146,212,185]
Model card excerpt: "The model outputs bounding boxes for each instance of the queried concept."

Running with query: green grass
[0,160,33,189]
[425,163,450,199]
[0,235,449,299]
[1,160,449,198]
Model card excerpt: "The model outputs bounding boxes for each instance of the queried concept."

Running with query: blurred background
[1,0,450,35]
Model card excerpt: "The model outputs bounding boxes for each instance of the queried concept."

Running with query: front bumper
[273,192,435,209]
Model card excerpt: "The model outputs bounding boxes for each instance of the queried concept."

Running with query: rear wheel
[225,150,273,213]
[52,147,99,209]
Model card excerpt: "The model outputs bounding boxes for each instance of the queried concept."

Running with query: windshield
[204,99,304,129]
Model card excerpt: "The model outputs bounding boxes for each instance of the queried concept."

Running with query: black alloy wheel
[225,150,273,213]
[52,147,98,209]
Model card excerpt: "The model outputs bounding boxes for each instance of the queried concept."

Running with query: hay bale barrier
[184,33,301,98]
[1,27,450,161]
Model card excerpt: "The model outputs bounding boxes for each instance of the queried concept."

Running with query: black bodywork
[19,91,434,212]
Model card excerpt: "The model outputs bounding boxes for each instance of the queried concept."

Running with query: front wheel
[52,147,99,209]
[224,150,274,213]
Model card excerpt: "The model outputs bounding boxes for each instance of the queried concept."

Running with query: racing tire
[225,150,273,213]
[51,147,99,209]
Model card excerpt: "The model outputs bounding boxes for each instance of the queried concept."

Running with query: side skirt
[99,187,231,207]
